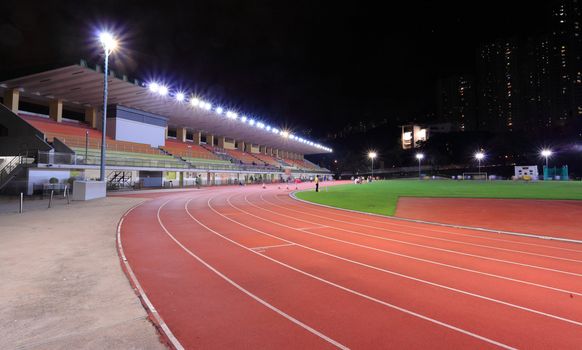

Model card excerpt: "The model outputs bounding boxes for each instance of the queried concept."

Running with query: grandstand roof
[0,62,331,155]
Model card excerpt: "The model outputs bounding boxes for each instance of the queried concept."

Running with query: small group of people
[352,176,375,184]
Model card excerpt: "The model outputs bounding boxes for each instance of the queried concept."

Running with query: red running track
[118,183,582,349]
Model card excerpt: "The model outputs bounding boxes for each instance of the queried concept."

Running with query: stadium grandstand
[0,60,331,194]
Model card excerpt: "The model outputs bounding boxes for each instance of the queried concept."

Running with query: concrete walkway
[0,196,166,350]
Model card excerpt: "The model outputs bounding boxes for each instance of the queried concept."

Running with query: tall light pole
[416,153,424,179]
[368,151,377,178]
[541,149,552,169]
[98,32,118,182]
[475,152,485,175]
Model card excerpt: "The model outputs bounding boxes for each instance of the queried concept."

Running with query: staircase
[0,155,35,191]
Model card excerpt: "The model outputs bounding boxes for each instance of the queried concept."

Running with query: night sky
[0,1,553,139]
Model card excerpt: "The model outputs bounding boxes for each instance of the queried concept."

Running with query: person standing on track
[315,175,319,192]
[195,175,201,189]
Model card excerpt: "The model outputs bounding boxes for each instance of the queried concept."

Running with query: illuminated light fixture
[541,149,552,158]
[249,119,255,126]
[475,152,485,160]
[99,32,118,52]
[257,122,265,129]
[204,102,212,110]
[215,106,223,114]
[241,116,247,122]
[272,128,279,134]
[289,134,295,140]
[158,85,169,96]
[281,131,289,138]
[148,82,160,92]
[266,126,271,131]
[226,111,237,119]
[415,153,424,160]
[190,97,200,106]
[176,92,185,102]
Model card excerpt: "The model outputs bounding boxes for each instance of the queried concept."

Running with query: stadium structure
[0,60,331,194]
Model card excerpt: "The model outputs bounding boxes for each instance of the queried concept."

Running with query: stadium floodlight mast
[368,151,377,178]
[415,153,424,179]
[475,151,485,175]
[97,31,118,182]
[541,149,552,168]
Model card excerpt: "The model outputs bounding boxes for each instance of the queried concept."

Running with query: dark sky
[0,1,553,139]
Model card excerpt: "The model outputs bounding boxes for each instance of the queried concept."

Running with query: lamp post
[475,152,485,175]
[541,149,552,169]
[98,32,118,182]
[416,153,424,179]
[368,151,377,178]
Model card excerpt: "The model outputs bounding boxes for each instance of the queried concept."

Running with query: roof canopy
[0,63,331,155]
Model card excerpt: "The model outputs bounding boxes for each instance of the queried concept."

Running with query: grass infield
[295,180,582,216]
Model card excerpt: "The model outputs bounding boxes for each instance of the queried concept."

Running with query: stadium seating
[225,149,262,165]
[252,153,282,167]
[21,114,187,168]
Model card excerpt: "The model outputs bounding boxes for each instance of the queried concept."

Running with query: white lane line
[265,194,582,263]
[287,191,582,248]
[156,199,349,350]
[297,226,328,230]
[251,243,296,251]
[194,195,516,349]
[219,194,582,326]
[232,192,582,295]
[117,202,185,350]
[250,194,582,278]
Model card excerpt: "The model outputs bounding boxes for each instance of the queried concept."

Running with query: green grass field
[295,180,582,216]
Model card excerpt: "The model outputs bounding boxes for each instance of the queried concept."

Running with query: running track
[118,183,582,349]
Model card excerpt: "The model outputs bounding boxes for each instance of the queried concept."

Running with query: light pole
[475,152,485,175]
[98,32,118,182]
[416,153,424,179]
[541,149,552,169]
[368,152,377,178]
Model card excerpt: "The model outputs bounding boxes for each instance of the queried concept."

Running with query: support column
[259,145,266,154]
[49,99,63,123]
[193,131,201,144]
[3,88,20,112]
[244,143,252,153]
[164,126,169,139]
[206,134,214,146]
[217,136,225,149]
[84,107,98,129]
[176,127,187,142]
[237,140,245,151]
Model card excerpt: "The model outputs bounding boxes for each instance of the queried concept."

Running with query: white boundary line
[116,202,185,350]
[225,194,582,325]
[261,194,582,263]
[156,199,349,350]
[289,190,582,245]
[244,194,582,278]
[189,195,516,349]
[277,193,582,254]
[251,243,296,250]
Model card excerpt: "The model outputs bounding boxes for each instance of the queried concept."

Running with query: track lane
[219,193,582,315]
[278,191,582,254]
[239,193,582,293]
[181,194,508,349]
[121,192,342,350]
[120,185,582,349]
[257,192,582,269]
[202,191,582,348]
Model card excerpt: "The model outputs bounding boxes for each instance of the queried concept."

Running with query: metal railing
[0,155,35,189]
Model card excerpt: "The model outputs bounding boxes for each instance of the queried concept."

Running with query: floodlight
[148,82,159,92]
[98,32,118,52]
